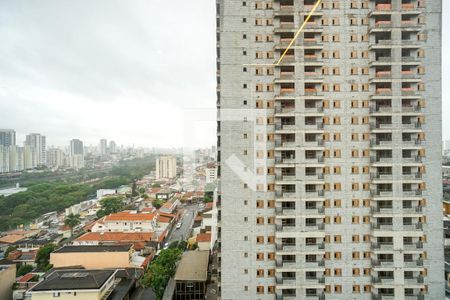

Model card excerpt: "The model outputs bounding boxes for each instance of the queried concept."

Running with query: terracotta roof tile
[76,232,153,242]
[197,233,211,243]
[105,211,156,222]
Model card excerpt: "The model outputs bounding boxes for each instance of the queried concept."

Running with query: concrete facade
[217,0,443,299]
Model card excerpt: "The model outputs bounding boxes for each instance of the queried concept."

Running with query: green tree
[35,243,56,271]
[17,264,33,276]
[139,187,146,194]
[152,182,161,188]
[4,245,18,258]
[131,180,139,197]
[141,248,182,300]
[64,213,81,235]
[152,199,165,209]
[96,196,124,218]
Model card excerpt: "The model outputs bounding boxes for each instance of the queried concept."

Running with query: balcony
[371,259,394,268]
[402,222,423,231]
[276,224,297,232]
[375,88,392,95]
[304,106,324,113]
[371,222,393,231]
[403,241,423,250]
[372,242,394,251]
[404,259,424,268]
[402,189,423,197]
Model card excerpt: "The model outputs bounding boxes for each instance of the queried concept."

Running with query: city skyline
[0,1,448,146]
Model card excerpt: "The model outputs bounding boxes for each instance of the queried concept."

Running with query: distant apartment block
[25,133,46,166]
[217,0,443,299]
[156,155,177,179]
[0,129,16,147]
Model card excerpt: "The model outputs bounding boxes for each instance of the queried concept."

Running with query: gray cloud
[0,1,448,147]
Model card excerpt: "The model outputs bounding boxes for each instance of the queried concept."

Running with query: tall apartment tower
[100,139,108,156]
[0,129,16,147]
[156,156,177,179]
[25,133,46,166]
[70,139,84,156]
[216,0,443,299]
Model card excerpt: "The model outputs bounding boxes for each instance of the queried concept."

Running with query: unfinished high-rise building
[216,0,443,299]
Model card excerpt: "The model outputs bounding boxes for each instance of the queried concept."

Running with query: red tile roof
[17,273,35,283]
[76,232,153,242]
[105,211,156,222]
[197,233,212,243]
[157,215,172,223]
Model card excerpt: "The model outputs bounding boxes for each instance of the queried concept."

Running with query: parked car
[176,222,182,229]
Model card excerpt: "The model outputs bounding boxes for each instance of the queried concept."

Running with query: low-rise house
[0,265,15,300]
[50,245,135,269]
[73,232,153,251]
[173,251,209,300]
[28,269,116,300]
[91,211,157,233]
[196,233,212,251]
[159,199,179,214]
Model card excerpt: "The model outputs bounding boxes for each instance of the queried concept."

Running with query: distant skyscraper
[0,129,16,147]
[156,156,177,179]
[25,133,46,166]
[100,139,108,156]
[23,145,38,169]
[109,140,117,154]
[70,139,84,156]
[0,146,10,173]
[8,146,24,172]
[47,148,65,169]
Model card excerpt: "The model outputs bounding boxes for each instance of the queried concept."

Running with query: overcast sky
[0,1,448,148]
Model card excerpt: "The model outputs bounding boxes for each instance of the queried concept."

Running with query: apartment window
[333,100,341,108]
[243,50,247,55]
[351,149,359,157]
[243,100,247,105]
[243,17,247,23]
[267,200,275,208]
[256,286,264,294]
[243,83,247,89]
[364,285,371,293]
[353,285,361,293]
[352,199,360,207]
[333,84,340,92]
[334,133,341,141]
[334,235,342,243]
[257,236,264,243]
[256,200,264,208]
[256,253,264,261]
[244,269,248,274]
[268,253,275,260]
[352,235,360,242]
[334,166,341,174]
[268,217,275,224]
[257,269,264,276]
[268,286,275,294]
[364,268,371,275]
[352,183,359,191]
[244,217,248,222]
[352,216,360,223]
[352,252,360,259]
[351,166,359,174]
[334,149,341,157]
[268,236,275,243]
[351,67,358,75]
[244,286,248,291]
[334,199,341,207]
[256,217,264,224]
[353,268,360,276]
[243,34,247,39]
[334,216,341,224]
[334,269,342,277]
[351,133,358,141]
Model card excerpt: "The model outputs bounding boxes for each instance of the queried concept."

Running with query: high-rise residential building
[156,156,177,179]
[217,1,443,299]
[0,146,10,173]
[8,146,24,172]
[47,148,65,169]
[23,144,38,170]
[0,129,16,147]
[109,140,117,154]
[99,139,108,156]
[70,139,84,156]
[25,133,46,166]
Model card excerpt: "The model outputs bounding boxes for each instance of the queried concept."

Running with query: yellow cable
[276,0,323,65]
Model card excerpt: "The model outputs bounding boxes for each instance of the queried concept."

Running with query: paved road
[167,204,198,243]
